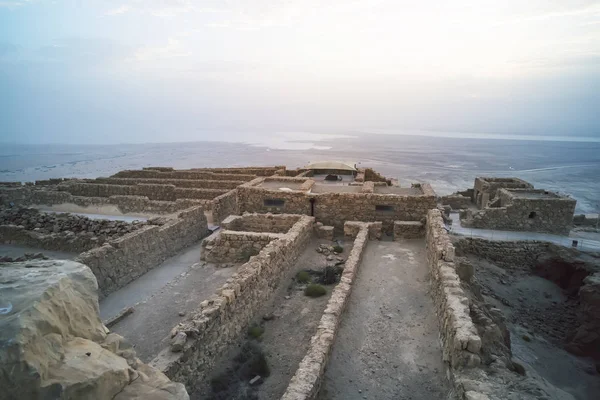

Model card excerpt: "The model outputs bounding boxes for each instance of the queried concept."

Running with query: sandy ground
[318,239,450,400]
[0,243,78,260]
[470,255,600,400]
[103,242,239,362]
[195,237,344,400]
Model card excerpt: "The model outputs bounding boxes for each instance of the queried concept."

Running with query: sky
[1,0,599,144]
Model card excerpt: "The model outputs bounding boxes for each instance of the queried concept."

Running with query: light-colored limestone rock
[0,260,188,400]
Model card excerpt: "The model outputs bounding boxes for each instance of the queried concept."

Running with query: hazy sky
[1,0,599,144]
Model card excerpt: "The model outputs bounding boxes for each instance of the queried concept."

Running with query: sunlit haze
[1,0,600,143]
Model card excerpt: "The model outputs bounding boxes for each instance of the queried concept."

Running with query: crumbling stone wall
[212,189,238,225]
[473,177,533,208]
[0,208,145,253]
[281,221,377,400]
[190,166,284,176]
[77,206,209,298]
[363,168,389,183]
[221,213,301,233]
[202,214,303,262]
[60,183,228,201]
[1,186,209,214]
[92,177,243,190]
[237,178,436,233]
[201,231,283,263]
[393,220,424,239]
[112,169,256,181]
[453,237,552,270]
[150,215,315,391]
[462,189,576,234]
[439,189,474,210]
[426,209,482,369]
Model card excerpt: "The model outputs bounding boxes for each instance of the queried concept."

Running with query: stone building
[462,188,576,234]
[236,175,436,233]
[473,177,533,208]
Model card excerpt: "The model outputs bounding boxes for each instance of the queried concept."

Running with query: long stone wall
[237,180,436,232]
[281,221,375,400]
[61,183,228,201]
[112,169,256,181]
[190,166,284,176]
[77,206,209,298]
[1,186,208,214]
[426,209,482,369]
[150,215,315,391]
[212,189,238,224]
[453,237,552,270]
[92,177,243,190]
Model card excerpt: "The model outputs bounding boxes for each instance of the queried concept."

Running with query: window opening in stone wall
[375,205,394,212]
[264,199,285,207]
[529,211,537,219]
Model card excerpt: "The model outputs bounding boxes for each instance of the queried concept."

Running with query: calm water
[1,132,599,213]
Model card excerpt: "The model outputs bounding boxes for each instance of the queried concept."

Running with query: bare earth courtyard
[1,165,599,400]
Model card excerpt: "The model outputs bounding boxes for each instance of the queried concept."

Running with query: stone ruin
[440,177,577,235]
[1,165,599,400]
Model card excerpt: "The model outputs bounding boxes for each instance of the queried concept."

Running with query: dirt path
[318,239,450,400]
[105,242,239,362]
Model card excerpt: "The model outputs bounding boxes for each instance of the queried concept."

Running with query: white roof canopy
[305,161,357,172]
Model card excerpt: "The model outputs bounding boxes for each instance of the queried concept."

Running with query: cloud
[132,38,190,62]
[0,42,18,58]
[0,0,31,8]
[105,5,131,16]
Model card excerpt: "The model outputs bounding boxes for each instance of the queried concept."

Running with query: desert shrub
[247,325,264,339]
[296,270,311,283]
[332,245,344,253]
[305,284,326,297]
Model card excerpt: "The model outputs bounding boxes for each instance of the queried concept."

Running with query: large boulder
[0,260,189,400]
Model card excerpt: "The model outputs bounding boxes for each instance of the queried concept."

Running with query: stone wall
[221,213,301,233]
[92,177,243,190]
[1,186,208,214]
[150,215,315,391]
[393,220,424,239]
[201,230,283,263]
[363,168,389,183]
[462,189,576,235]
[61,182,227,201]
[112,169,256,182]
[212,189,238,224]
[0,208,145,253]
[237,179,436,233]
[439,192,472,210]
[473,177,533,208]
[453,237,552,270]
[77,206,209,298]
[281,221,374,400]
[426,209,482,369]
[190,166,283,176]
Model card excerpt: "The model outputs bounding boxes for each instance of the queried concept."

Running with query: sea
[1,131,599,214]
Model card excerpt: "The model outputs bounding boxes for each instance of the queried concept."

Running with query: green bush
[247,325,264,339]
[332,245,344,253]
[296,270,311,283]
[304,284,327,297]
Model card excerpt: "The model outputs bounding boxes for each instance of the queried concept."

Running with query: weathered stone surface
[0,260,188,400]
